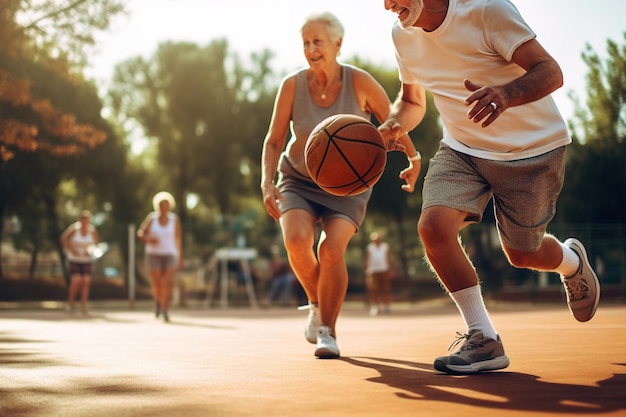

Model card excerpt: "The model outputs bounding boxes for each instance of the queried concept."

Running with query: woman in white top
[60,210,100,314]
[364,232,393,316]
[137,191,183,322]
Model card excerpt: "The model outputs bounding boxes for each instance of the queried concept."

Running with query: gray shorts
[276,156,372,230]
[423,144,566,252]
[146,254,177,271]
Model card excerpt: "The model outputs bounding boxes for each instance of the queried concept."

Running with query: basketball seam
[328,135,384,189]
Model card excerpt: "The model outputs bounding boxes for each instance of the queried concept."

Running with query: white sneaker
[297,303,320,344]
[315,326,340,358]
[562,238,600,322]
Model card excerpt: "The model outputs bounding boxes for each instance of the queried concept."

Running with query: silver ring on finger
[489,102,497,111]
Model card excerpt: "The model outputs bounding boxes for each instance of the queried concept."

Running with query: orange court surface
[1,300,625,417]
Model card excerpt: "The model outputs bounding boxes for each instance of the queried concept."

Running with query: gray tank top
[291,65,370,142]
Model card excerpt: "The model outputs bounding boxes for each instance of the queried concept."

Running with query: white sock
[449,285,498,341]
[554,242,580,278]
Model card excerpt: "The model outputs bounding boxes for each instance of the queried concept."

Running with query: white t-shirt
[366,242,390,274]
[392,0,571,161]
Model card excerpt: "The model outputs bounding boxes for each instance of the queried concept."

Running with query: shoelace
[448,332,470,352]
[297,303,319,318]
[562,276,589,301]
[447,331,486,352]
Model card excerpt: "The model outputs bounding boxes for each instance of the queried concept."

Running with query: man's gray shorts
[423,144,566,252]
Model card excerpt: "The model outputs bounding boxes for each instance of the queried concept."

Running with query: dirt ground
[1,300,625,417]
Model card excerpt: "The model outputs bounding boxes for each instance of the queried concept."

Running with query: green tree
[0,0,135,281]
[560,32,626,223]
[1,65,138,284]
[108,40,277,245]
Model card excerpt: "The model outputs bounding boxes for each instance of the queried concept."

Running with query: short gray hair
[301,11,344,44]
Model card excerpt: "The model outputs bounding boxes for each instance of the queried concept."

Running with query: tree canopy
[559,32,626,224]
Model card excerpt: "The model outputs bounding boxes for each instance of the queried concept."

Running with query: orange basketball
[305,114,387,196]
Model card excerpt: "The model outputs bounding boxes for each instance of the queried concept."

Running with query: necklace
[315,79,330,100]
[312,75,338,100]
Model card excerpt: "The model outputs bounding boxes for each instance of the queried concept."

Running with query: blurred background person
[264,244,297,307]
[137,191,183,323]
[364,231,393,316]
[60,210,99,315]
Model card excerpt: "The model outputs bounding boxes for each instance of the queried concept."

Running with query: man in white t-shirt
[380,0,600,374]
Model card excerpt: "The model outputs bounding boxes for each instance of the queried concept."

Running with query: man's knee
[504,247,535,268]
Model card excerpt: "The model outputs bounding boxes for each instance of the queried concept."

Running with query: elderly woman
[260,11,421,358]
[60,210,100,315]
[137,191,183,323]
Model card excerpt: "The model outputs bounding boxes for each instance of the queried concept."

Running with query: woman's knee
[317,237,349,264]
[283,229,313,254]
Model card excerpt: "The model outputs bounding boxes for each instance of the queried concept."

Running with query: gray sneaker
[434,330,510,374]
[562,238,600,322]
[315,326,340,359]
[297,303,320,344]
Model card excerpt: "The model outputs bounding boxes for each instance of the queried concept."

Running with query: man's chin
[397,4,422,28]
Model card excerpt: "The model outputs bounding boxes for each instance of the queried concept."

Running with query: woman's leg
[79,275,92,313]
[67,275,81,311]
[280,209,319,303]
[316,218,356,335]
[159,266,176,319]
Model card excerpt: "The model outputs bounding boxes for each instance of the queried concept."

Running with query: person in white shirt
[137,191,183,323]
[381,0,600,374]
[364,232,393,316]
[60,210,99,314]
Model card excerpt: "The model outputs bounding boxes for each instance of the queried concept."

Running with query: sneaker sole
[564,238,600,322]
[434,355,510,374]
[315,347,340,359]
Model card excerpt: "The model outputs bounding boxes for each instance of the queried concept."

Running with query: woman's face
[158,200,171,213]
[301,21,340,69]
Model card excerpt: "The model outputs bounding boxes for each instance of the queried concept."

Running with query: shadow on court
[1,303,625,417]
[341,356,626,414]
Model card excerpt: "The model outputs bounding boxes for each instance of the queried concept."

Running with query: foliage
[0,0,134,281]
[3,0,125,68]
[107,40,277,229]
[0,0,125,161]
[0,61,106,160]
[560,32,626,223]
